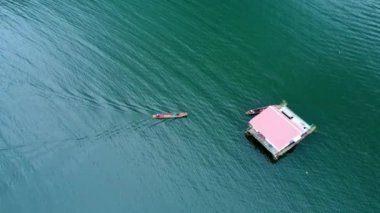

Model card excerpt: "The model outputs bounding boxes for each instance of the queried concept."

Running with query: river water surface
[1,0,379,212]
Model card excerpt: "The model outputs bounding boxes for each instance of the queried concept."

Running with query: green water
[1,0,379,212]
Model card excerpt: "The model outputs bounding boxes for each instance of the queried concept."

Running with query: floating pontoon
[246,101,316,160]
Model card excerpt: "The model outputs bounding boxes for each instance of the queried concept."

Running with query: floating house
[246,102,316,160]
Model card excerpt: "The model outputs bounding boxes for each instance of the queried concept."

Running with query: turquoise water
[1,0,379,212]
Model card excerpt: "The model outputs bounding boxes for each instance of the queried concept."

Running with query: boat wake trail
[0,117,152,158]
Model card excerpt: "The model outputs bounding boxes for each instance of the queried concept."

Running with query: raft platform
[246,102,316,160]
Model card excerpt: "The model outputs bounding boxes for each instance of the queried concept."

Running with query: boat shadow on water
[244,134,296,163]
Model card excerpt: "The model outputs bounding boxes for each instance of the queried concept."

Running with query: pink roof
[249,106,303,151]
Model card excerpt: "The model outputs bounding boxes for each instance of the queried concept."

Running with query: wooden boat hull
[152,112,188,119]
[245,101,287,116]
[245,107,266,115]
